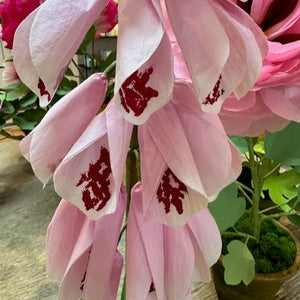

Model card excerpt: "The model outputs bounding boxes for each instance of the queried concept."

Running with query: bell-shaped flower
[19,73,107,185]
[46,186,126,300]
[138,80,241,227]
[114,0,268,124]
[53,100,133,220]
[220,0,300,136]
[126,183,221,300]
[13,0,111,106]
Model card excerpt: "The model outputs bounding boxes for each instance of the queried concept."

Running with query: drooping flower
[19,73,108,185]
[46,186,126,300]
[2,60,20,86]
[114,0,268,124]
[94,0,118,39]
[219,0,300,136]
[138,80,241,226]
[13,0,112,106]
[0,0,41,49]
[13,0,267,120]
[126,183,221,300]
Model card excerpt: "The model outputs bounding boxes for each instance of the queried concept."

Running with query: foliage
[210,123,300,285]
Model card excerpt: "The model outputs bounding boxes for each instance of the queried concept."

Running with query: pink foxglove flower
[94,0,118,39]
[46,186,126,300]
[2,60,20,85]
[19,73,108,185]
[13,0,112,106]
[126,183,221,300]
[13,0,267,119]
[139,80,241,227]
[53,100,133,220]
[0,0,41,49]
[219,0,300,136]
[114,0,267,124]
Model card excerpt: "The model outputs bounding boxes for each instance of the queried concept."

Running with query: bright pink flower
[138,80,241,226]
[126,183,221,300]
[0,0,41,49]
[94,0,118,39]
[220,0,300,136]
[19,73,108,185]
[46,186,126,300]
[2,61,20,85]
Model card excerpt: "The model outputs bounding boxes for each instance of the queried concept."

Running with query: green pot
[212,226,300,300]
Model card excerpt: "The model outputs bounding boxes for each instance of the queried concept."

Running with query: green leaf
[76,26,96,55]
[13,108,46,130]
[265,122,300,167]
[288,214,300,227]
[20,93,38,108]
[6,83,29,101]
[208,182,246,232]
[120,276,126,300]
[229,136,248,154]
[263,169,300,212]
[223,240,255,286]
[2,101,15,114]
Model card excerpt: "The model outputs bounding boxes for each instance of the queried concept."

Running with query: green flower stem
[91,38,95,74]
[71,58,85,80]
[247,137,264,239]
[125,126,139,219]
[259,198,295,214]
[103,60,116,77]
[263,163,281,180]
[261,212,298,221]
[236,181,254,195]
[236,183,253,205]
[222,231,257,241]
[118,223,127,244]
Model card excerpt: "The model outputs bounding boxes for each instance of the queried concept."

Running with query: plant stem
[125,126,139,219]
[259,198,295,214]
[247,137,263,239]
[261,212,298,221]
[71,58,85,80]
[103,61,116,77]
[236,182,253,205]
[222,231,257,241]
[263,163,280,180]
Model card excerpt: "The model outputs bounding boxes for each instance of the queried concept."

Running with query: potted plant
[208,122,300,300]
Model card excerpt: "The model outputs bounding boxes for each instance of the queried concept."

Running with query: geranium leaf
[6,83,29,101]
[229,136,248,154]
[208,182,246,232]
[265,122,300,167]
[223,240,255,286]
[263,169,300,212]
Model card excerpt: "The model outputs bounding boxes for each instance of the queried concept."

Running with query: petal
[165,0,230,102]
[26,0,109,104]
[13,8,42,101]
[58,187,126,300]
[115,0,173,124]
[46,199,86,280]
[20,73,107,185]
[54,102,132,220]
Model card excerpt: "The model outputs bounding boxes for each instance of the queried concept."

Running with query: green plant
[209,121,300,285]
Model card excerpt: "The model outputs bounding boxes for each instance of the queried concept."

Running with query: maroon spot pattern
[76,147,112,212]
[119,66,159,116]
[80,246,92,292]
[203,75,225,106]
[38,78,51,102]
[149,282,155,293]
[156,168,187,215]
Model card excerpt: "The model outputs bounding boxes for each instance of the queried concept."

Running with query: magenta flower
[219,0,300,136]
[94,0,118,39]
[0,0,41,49]
[126,183,221,300]
[46,186,126,300]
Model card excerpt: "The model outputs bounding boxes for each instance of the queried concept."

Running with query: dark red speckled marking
[76,147,112,212]
[38,78,51,102]
[203,75,224,106]
[119,66,158,116]
[156,168,187,215]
